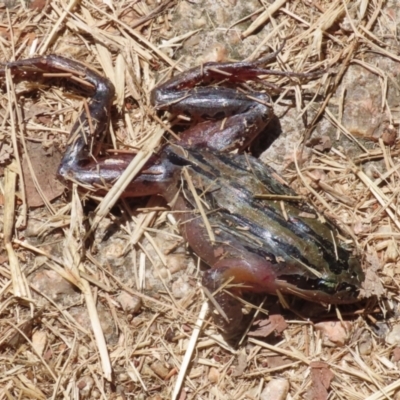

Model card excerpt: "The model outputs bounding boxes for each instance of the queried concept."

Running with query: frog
[1,54,365,335]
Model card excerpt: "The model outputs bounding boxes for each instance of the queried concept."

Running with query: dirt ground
[1,0,400,399]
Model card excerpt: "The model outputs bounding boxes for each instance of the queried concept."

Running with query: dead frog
[1,54,364,336]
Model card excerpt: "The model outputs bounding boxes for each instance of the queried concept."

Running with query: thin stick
[172,301,208,400]
[182,167,215,243]
[242,0,288,38]
[39,0,80,54]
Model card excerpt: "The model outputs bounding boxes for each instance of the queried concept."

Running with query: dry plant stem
[172,301,208,400]
[39,0,80,55]
[293,143,332,212]
[3,164,16,245]
[5,10,15,58]
[244,361,302,377]
[4,163,28,298]
[248,337,310,365]
[159,29,202,49]
[82,7,117,89]
[316,180,354,206]
[348,348,386,389]
[50,335,78,400]
[201,285,230,322]
[129,0,177,31]
[246,21,287,61]
[15,112,56,214]
[182,167,216,243]
[90,2,179,70]
[117,199,168,267]
[5,68,27,226]
[128,361,148,393]
[242,0,288,38]
[364,379,400,400]
[305,39,358,141]
[13,238,82,289]
[254,194,302,201]
[88,252,188,313]
[238,297,267,346]
[329,363,377,385]
[128,196,162,243]
[90,127,165,236]
[5,320,58,381]
[302,0,385,142]
[324,107,368,152]
[67,186,112,381]
[353,164,400,232]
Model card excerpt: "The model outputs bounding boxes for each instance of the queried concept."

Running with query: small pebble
[358,331,373,355]
[32,331,47,356]
[30,270,77,303]
[77,376,94,398]
[260,378,289,400]
[78,344,90,359]
[117,292,142,314]
[150,361,169,379]
[167,253,188,274]
[171,277,191,299]
[386,324,400,346]
[197,43,228,64]
[104,241,125,260]
[314,321,352,347]
[385,241,398,263]
[208,367,220,383]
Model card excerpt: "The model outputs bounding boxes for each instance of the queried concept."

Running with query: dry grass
[0,0,400,399]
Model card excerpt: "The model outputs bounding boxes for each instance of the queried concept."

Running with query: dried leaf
[23,103,50,121]
[306,361,334,400]
[266,355,291,369]
[22,141,65,207]
[29,0,47,9]
[392,347,400,362]
[248,314,288,338]
[232,348,247,377]
[0,142,13,164]
[314,321,352,347]
[360,252,385,298]
[1,309,44,349]
[32,330,47,356]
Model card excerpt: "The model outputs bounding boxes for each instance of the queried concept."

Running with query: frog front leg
[202,257,280,336]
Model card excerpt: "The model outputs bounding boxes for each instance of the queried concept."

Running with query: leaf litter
[0,0,400,399]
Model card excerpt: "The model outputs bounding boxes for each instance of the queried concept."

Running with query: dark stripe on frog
[279,274,360,298]
[222,185,352,276]
[182,149,352,274]
[221,211,345,277]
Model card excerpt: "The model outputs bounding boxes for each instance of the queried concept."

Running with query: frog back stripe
[173,147,357,278]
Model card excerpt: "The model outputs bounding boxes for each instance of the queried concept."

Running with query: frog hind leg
[2,55,119,185]
[202,257,278,336]
[151,60,280,153]
[177,91,273,152]
[154,86,273,152]
[2,55,114,164]
[2,55,173,195]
